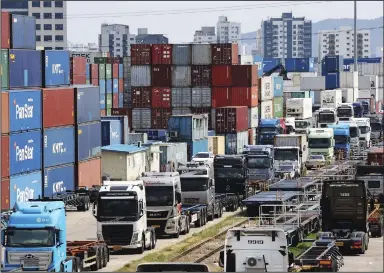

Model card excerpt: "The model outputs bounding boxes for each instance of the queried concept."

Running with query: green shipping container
[106,93,112,108]
[99,64,106,79]
[94,57,107,64]
[273,97,284,118]
[1,49,9,90]
[106,64,112,79]
[106,108,111,116]
[291,91,310,98]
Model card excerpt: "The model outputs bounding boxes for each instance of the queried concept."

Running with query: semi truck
[242,145,274,184]
[308,128,335,161]
[318,180,370,254]
[286,98,313,135]
[2,200,110,272]
[336,103,354,122]
[141,172,190,238]
[352,102,364,118]
[93,181,157,254]
[318,108,338,128]
[369,116,382,143]
[338,120,361,155]
[354,118,371,149]
[327,124,351,160]
[321,89,342,109]
[257,119,286,145]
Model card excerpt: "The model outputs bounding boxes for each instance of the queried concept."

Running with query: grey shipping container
[159,142,188,171]
[358,76,371,89]
[171,88,192,108]
[172,66,191,87]
[340,72,354,88]
[127,133,148,144]
[211,108,216,130]
[192,44,212,65]
[300,76,326,91]
[131,65,151,86]
[172,108,192,116]
[351,63,384,76]
[172,44,192,65]
[132,108,151,129]
[191,87,211,107]
[311,90,322,105]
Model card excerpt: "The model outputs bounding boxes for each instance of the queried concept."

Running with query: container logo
[15,143,34,162]
[52,142,66,154]
[111,126,120,139]
[53,181,66,193]
[264,83,271,97]
[15,183,36,203]
[15,102,34,120]
[275,84,282,90]
[274,103,282,113]
[52,64,64,74]
[323,96,335,104]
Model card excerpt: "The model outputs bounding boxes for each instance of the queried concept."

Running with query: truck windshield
[194,153,209,158]
[319,113,335,123]
[259,127,276,133]
[295,121,308,128]
[309,138,331,148]
[350,127,358,138]
[247,157,270,168]
[353,106,362,117]
[337,108,352,117]
[371,123,382,132]
[6,228,55,247]
[145,186,174,206]
[97,198,138,217]
[334,135,349,145]
[215,168,244,179]
[180,178,208,192]
[359,126,369,134]
[274,149,298,161]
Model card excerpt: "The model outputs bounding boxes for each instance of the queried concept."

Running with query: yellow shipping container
[208,136,225,155]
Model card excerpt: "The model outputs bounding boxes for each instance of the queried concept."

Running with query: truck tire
[85,196,90,211]
[104,245,110,262]
[208,206,214,221]
[74,257,82,272]
[218,204,223,218]
[136,235,145,254]
[149,231,156,250]
[173,226,180,238]
[185,217,190,234]
[195,215,202,227]
[101,246,108,268]
[90,247,100,271]
[202,210,207,226]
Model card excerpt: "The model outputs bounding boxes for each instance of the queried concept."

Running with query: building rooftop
[102,144,148,154]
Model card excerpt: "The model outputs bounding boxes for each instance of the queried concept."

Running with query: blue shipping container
[86,64,90,80]
[100,93,106,110]
[113,79,118,93]
[168,115,194,141]
[7,89,42,132]
[101,120,123,146]
[343,57,382,71]
[43,50,70,87]
[106,79,112,94]
[322,55,344,73]
[77,121,102,161]
[296,58,315,73]
[135,129,167,141]
[76,85,101,124]
[325,73,340,90]
[253,56,263,77]
[118,93,123,108]
[43,164,75,197]
[284,58,296,72]
[10,171,42,209]
[118,64,123,78]
[262,58,282,73]
[11,14,36,50]
[273,76,283,97]
[188,138,209,160]
[9,49,42,88]
[43,126,75,168]
[101,115,129,143]
[99,79,106,94]
[208,130,215,136]
[9,130,42,176]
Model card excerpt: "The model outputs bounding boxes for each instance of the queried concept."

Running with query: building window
[43,13,52,19]
[44,24,52,30]
[44,35,53,42]
[116,43,121,46]
[323,34,327,37]
[323,51,327,53]
[36,24,41,30]
[364,39,369,42]
[336,34,339,36]
[55,35,64,41]
[32,13,41,19]
[365,33,369,36]
[55,13,64,19]
[32,1,40,7]
[45,47,53,50]
[36,35,41,42]
[56,47,64,50]
[43,1,52,8]
[55,1,64,8]
[116,49,121,52]
[55,24,64,30]
[364,50,369,52]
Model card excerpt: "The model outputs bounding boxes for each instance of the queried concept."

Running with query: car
[191,152,214,163]
[306,155,326,169]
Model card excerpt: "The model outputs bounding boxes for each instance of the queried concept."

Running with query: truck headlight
[131,232,140,244]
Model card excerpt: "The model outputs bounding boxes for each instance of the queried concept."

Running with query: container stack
[259,76,276,120]
[321,55,343,90]
[70,56,87,85]
[122,56,132,108]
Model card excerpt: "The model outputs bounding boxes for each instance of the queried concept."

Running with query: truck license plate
[113,245,122,251]
[191,215,198,223]
[335,242,344,247]
[152,225,160,228]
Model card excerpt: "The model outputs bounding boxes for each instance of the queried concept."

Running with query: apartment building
[99,23,136,57]
[216,16,241,44]
[193,26,217,44]
[135,28,168,44]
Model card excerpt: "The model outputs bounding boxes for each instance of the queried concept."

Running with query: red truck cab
[367,147,384,166]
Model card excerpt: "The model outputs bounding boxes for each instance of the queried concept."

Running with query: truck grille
[8,251,52,270]
[101,224,133,245]
[147,210,169,218]
[148,220,167,232]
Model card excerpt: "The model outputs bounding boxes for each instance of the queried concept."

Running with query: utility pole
[354,0,357,72]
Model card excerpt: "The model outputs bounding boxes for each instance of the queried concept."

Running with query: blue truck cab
[242,145,274,183]
[327,123,351,159]
[352,102,363,118]
[257,119,285,145]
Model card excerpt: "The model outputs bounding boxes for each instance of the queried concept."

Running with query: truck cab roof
[142,172,181,188]
[100,181,145,197]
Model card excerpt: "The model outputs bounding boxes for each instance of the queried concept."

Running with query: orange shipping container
[1,178,10,211]
[77,157,101,187]
[231,87,258,107]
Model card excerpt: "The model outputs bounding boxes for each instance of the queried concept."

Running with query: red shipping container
[112,63,119,79]
[151,65,172,86]
[191,107,212,128]
[212,87,231,108]
[151,87,171,108]
[77,157,101,187]
[70,57,87,75]
[112,93,119,108]
[215,106,248,134]
[106,57,123,64]
[231,87,258,107]
[231,65,258,86]
[91,78,98,86]
[1,178,10,210]
[151,108,172,129]
[248,128,255,145]
[118,79,123,93]
[1,11,10,49]
[100,110,106,116]
[131,44,152,65]
[367,148,384,166]
[91,64,99,79]
[71,75,87,85]
[132,87,151,108]
[111,108,132,129]
[211,44,239,65]
[1,135,10,178]
[191,65,212,87]
[1,92,9,134]
[152,44,172,65]
[212,65,232,86]
[43,87,75,128]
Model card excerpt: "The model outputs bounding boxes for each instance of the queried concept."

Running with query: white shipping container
[311,90,322,105]
[300,76,325,91]
[341,88,354,103]
[274,134,307,148]
[131,65,151,86]
[287,73,301,87]
[320,89,342,108]
[260,77,274,101]
[340,72,354,88]
[286,98,313,119]
[260,100,273,119]
[358,76,372,89]
[248,107,259,128]
[240,55,254,65]
[351,63,384,76]
[357,89,371,99]
[379,75,384,88]
[377,87,384,101]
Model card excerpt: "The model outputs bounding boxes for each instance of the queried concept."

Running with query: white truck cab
[192,152,214,164]
[318,108,337,128]
[354,118,371,149]
[337,103,354,122]
[285,117,296,134]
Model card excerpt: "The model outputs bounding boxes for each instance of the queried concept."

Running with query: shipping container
[273,97,284,118]
[1,178,10,210]
[172,66,191,87]
[131,65,151,86]
[211,44,239,65]
[1,89,41,133]
[322,55,344,74]
[112,93,118,108]
[151,108,172,129]
[112,78,118,93]
[4,130,42,176]
[191,65,212,87]
[101,119,123,146]
[172,44,192,65]
[42,87,74,128]
[9,49,42,88]
[357,89,371,99]
[76,121,101,161]
[71,75,86,85]
[118,78,123,93]
[343,57,382,71]
[231,87,258,107]
[168,114,209,141]
[357,76,371,89]
[300,76,326,91]
[71,52,103,64]
[285,58,315,73]
[325,73,340,89]
[100,93,105,109]
[75,85,100,123]
[70,56,86,76]
[187,138,209,161]
[171,87,192,108]
[105,79,112,93]
[253,56,263,77]
[248,107,259,128]
[215,106,248,134]
[151,87,171,108]
[106,64,112,79]
[112,63,118,79]
[99,64,106,79]
[221,130,248,155]
[10,14,36,50]
[151,44,172,65]
[152,65,172,86]
[77,157,102,187]
[1,11,10,49]
[135,129,167,142]
[1,49,9,90]
[132,108,152,129]
[118,63,123,78]
[9,171,42,209]
[102,115,129,143]
[43,126,75,168]
[123,92,132,108]
[159,143,188,171]
[339,71,354,88]
[207,136,225,155]
[260,76,274,101]
[351,63,384,76]
[273,76,284,97]
[172,108,191,116]
[191,107,212,129]
[1,136,10,178]
[341,88,354,103]
[86,64,90,80]
[43,164,75,197]
[132,86,151,108]
[99,79,106,94]
[127,133,148,144]
[191,87,211,107]
[231,65,258,86]
[260,100,274,119]
[131,44,152,65]
[320,89,342,108]
[118,93,123,108]
[191,44,212,65]
[212,87,230,108]
[91,64,99,79]
[262,58,281,73]
[212,65,232,86]
[248,128,256,145]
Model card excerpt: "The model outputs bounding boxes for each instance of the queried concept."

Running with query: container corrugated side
[248,107,259,128]
[100,93,106,109]
[172,66,191,87]
[75,86,100,124]
[260,76,274,101]
[273,97,284,118]
[43,87,75,128]
[260,100,274,119]
[191,65,212,87]
[211,44,239,65]
[300,76,326,91]
[131,44,152,65]
[152,44,172,65]
[191,87,211,107]
[172,108,191,116]
[1,49,9,90]
[212,65,232,86]
[9,49,42,88]
[43,50,70,87]
[171,88,192,108]
[1,11,10,49]
[231,65,258,86]
[10,14,36,50]
[231,87,258,107]
[168,115,193,141]
[132,108,152,129]
[77,157,101,187]
[76,122,102,161]
[131,65,151,86]
[101,120,123,146]
[43,164,75,197]
[151,87,171,108]
[215,107,248,134]
[113,79,119,93]
[189,138,209,160]
[192,44,212,65]
[43,126,75,168]
[152,65,172,86]
[10,171,42,208]
[1,136,10,178]
[212,87,231,108]
[172,44,192,65]
[340,72,354,88]
[159,143,188,171]
[151,108,172,129]
[222,131,248,154]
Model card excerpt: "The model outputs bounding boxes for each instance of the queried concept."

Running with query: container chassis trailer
[47,188,92,211]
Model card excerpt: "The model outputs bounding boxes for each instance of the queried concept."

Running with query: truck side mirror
[55,229,62,246]
[299,151,303,157]
[219,251,224,267]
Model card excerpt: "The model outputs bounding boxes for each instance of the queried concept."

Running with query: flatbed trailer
[47,189,92,211]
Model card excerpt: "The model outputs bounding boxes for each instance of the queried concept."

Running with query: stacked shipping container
[321,55,343,90]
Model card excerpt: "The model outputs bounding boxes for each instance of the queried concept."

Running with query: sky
[67,1,384,44]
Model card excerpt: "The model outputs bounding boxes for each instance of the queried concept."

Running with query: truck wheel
[203,210,207,226]
[218,205,223,218]
[359,244,366,254]
[185,218,190,234]
[85,196,90,211]
[208,208,214,221]
[136,236,145,254]
[173,227,180,238]
[195,214,202,227]
[74,257,82,272]
[151,231,157,249]
[101,246,108,268]
[90,247,100,271]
